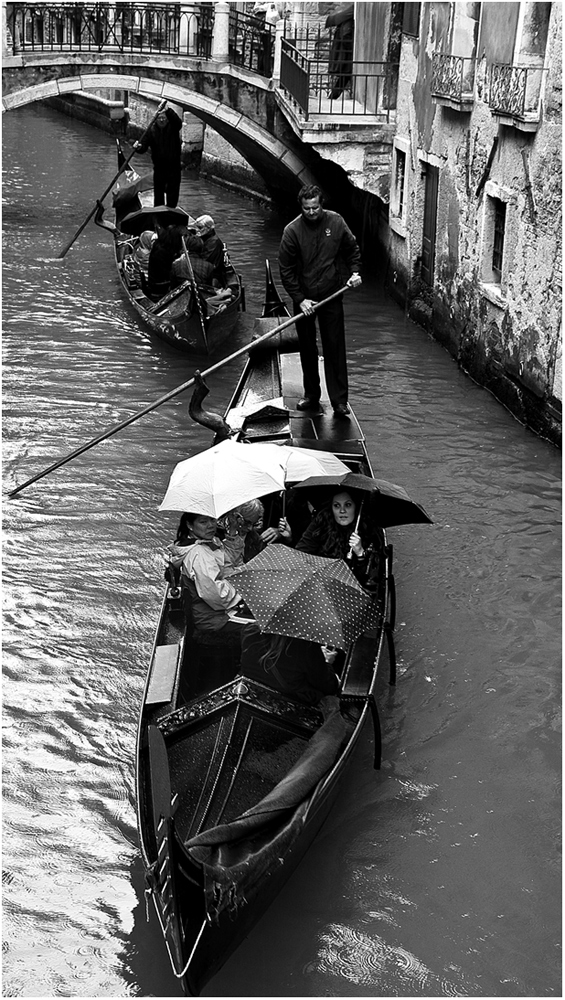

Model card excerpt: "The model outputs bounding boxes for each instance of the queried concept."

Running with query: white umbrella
[274,444,349,481]
[159,438,286,517]
[159,440,349,517]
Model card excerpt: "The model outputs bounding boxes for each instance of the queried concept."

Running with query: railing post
[211,0,229,62]
[272,18,285,83]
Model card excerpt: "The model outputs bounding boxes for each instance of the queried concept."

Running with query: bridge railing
[280,30,397,119]
[228,9,275,77]
[5,2,216,57]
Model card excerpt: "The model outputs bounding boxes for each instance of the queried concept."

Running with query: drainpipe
[211,1,230,62]
[272,18,285,84]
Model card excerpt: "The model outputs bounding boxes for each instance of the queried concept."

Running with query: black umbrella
[230,546,378,650]
[294,472,432,528]
[119,205,192,236]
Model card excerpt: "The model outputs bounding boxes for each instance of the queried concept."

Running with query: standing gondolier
[278,184,362,419]
[133,103,182,208]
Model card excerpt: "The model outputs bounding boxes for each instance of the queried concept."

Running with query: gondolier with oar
[278,184,362,419]
[133,103,183,208]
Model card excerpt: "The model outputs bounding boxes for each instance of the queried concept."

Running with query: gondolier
[134,103,182,208]
[278,184,362,419]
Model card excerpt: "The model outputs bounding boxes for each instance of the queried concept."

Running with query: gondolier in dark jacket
[278,184,362,419]
[134,104,182,208]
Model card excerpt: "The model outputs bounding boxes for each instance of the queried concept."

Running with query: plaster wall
[388,1,561,444]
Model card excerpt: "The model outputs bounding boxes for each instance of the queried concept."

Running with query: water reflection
[3,105,561,999]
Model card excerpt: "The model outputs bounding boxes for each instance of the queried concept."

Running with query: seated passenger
[195,214,227,284]
[135,230,157,271]
[239,626,339,705]
[167,512,251,640]
[296,490,382,585]
[147,225,183,300]
[220,499,291,570]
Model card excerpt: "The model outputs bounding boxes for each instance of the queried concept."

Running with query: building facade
[386,1,561,444]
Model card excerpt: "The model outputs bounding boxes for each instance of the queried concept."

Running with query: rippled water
[3,105,561,998]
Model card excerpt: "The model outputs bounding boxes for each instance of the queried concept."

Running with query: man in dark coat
[326,2,355,100]
[278,184,362,419]
[134,104,182,208]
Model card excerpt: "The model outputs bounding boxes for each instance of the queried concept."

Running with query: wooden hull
[136,316,395,995]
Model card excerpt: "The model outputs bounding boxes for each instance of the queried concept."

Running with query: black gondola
[135,270,412,996]
[95,142,245,354]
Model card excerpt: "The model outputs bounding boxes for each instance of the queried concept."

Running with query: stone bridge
[1,2,318,200]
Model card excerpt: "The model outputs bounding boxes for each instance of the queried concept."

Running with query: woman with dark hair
[239,626,339,706]
[295,490,382,585]
[167,512,250,639]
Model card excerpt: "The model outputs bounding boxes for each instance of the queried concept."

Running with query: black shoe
[297,397,322,412]
[332,403,350,419]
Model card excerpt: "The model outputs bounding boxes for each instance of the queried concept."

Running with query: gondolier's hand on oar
[132,100,167,150]
[299,298,317,316]
[300,274,361,316]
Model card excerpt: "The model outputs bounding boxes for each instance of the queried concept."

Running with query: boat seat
[146,643,182,706]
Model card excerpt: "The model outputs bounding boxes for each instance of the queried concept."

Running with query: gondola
[135,267,400,996]
[95,141,245,354]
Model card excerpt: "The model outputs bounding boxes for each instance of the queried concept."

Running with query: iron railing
[280,35,397,119]
[431,54,475,103]
[228,9,276,77]
[5,3,215,57]
[5,2,277,76]
[488,63,545,118]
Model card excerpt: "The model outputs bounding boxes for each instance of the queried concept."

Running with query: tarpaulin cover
[184,698,346,920]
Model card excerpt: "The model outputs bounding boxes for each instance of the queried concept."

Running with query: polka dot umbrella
[229,546,379,650]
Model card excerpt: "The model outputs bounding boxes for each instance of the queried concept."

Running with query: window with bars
[492,198,506,279]
[390,141,409,236]
[395,149,406,217]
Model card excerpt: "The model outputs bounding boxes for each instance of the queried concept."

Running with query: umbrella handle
[347,501,364,560]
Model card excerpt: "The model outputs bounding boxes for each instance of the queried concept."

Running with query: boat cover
[183,697,347,920]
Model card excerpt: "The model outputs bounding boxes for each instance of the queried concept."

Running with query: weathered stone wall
[387,1,562,444]
[200,127,272,203]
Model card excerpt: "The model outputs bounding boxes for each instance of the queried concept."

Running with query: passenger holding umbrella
[296,489,379,585]
[230,545,380,701]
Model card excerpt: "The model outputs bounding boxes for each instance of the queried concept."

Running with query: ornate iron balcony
[431,54,475,110]
[488,63,545,128]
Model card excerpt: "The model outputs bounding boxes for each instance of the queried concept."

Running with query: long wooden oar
[56,100,167,259]
[181,235,208,350]
[7,284,353,499]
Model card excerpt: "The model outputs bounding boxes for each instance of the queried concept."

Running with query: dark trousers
[295,296,348,407]
[153,164,181,208]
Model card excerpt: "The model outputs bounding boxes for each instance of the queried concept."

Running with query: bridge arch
[2,65,317,199]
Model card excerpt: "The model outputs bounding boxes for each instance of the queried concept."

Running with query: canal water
[2,105,561,998]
